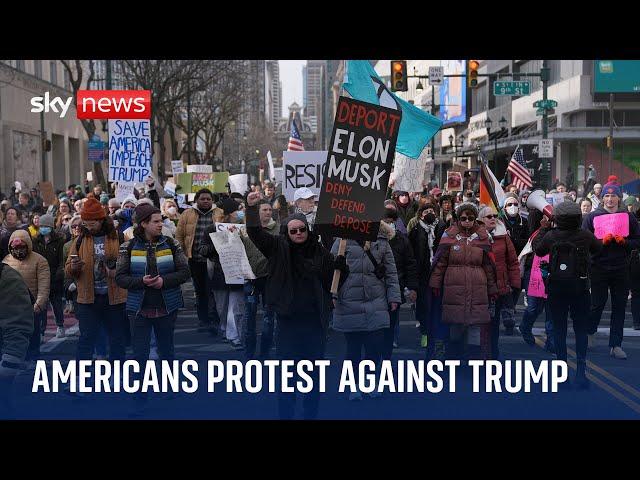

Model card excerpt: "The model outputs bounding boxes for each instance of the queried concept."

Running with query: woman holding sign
[582,176,640,359]
[245,191,349,420]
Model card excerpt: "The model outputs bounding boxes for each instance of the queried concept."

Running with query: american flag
[287,119,305,151]
[507,145,533,190]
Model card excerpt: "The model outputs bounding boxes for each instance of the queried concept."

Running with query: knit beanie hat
[601,175,622,198]
[134,202,161,225]
[222,198,241,215]
[455,201,479,218]
[39,213,55,228]
[504,192,519,204]
[81,198,106,220]
[100,192,110,205]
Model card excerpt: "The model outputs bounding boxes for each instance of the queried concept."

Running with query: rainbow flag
[479,154,505,212]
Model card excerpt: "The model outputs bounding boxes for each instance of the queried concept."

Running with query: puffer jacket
[32,230,66,294]
[175,206,223,259]
[0,263,34,362]
[429,222,497,325]
[2,229,50,311]
[486,221,521,296]
[331,222,402,332]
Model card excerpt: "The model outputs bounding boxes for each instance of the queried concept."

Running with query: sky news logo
[30,90,151,119]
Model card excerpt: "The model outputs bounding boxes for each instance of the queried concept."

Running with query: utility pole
[187,80,192,165]
[609,93,614,175]
[431,85,436,183]
[40,111,46,181]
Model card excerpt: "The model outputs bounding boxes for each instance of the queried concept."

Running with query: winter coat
[241,218,279,279]
[429,222,497,325]
[502,213,529,255]
[486,221,521,296]
[31,231,66,294]
[175,206,223,259]
[0,263,34,362]
[2,230,50,311]
[408,218,446,285]
[331,222,402,333]
[582,205,640,270]
[387,225,419,302]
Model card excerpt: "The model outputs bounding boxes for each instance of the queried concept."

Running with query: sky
[279,60,307,117]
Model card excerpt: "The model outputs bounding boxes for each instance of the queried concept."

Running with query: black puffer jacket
[408,219,446,285]
[385,223,419,303]
[503,213,529,255]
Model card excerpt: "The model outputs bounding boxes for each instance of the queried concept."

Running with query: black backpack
[546,240,588,295]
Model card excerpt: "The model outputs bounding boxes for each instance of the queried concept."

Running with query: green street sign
[533,99,558,108]
[494,81,531,96]
[536,107,556,116]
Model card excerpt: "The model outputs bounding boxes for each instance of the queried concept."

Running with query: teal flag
[343,60,443,160]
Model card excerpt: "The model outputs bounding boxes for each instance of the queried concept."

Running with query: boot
[433,340,446,362]
[573,364,590,389]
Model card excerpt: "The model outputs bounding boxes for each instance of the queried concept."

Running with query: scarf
[419,218,438,263]
[294,206,317,231]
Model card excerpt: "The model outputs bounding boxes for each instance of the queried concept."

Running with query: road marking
[40,324,79,353]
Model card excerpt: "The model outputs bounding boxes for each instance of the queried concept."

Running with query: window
[49,61,57,85]
[586,110,604,127]
[34,60,42,79]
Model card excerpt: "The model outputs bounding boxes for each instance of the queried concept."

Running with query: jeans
[27,310,47,361]
[242,278,274,359]
[519,267,554,340]
[190,259,220,328]
[548,290,590,367]
[133,311,177,363]
[48,292,65,328]
[588,265,630,347]
[345,329,385,372]
[75,295,127,361]
[382,307,400,360]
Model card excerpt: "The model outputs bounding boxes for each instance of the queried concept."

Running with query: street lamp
[485,116,507,174]
[448,133,466,164]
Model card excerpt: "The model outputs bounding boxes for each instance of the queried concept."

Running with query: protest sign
[107,120,152,184]
[171,160,184,175]
[164,181,177,196]
[528,254,549,298]
[186,164,213,173]
[175,172,229,194]
[593,212,630,239]
[447,171,462,191]
[392,149,428,193]
[228,174,248,194]
[283,151,328,201]
[115,182,136,203]
[209,228,255,285]
[315,96,402,242]
[38,181,56,205]
[267,151,275,181]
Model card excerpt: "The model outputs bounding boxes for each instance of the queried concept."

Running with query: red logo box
[76,90,151,119]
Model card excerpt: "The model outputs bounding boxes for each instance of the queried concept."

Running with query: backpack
[546,240,588,295]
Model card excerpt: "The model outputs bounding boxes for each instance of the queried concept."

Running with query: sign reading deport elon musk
[315,96,401,242]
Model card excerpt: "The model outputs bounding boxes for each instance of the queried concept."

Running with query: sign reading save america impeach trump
[315,96,401,242]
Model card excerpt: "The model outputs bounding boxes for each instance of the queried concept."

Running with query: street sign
[88,140,105,162]
[533,99,558,108]
[493,81,530,96]
[539,139,554,158]
[536,107,556,116]
[429,66,444,85]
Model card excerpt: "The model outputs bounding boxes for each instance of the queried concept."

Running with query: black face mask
[423,213,436,224]
[10,247,28,260]
[384,207,398,220]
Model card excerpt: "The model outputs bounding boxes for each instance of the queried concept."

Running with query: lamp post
[484,116,507,174]
[448,133,465,165]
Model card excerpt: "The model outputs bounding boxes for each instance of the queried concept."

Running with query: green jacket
[241,218,279,279]
[0,263,35,362]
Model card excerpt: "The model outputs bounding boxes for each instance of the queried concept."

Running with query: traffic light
[468,60,479,88]
[390,60,408,92]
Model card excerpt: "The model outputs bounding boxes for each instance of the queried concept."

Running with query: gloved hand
[334,255,349,275]
[603,233,614,246]
[432,287,440,298]
[614,234,625,245]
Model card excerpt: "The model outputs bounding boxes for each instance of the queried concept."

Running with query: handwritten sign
[283,151,328,201]
[108,120,152,183]
[209,229,255,285]
[164,181,177,196]
[186,164,213,173]
[38,180,56,205]
[171,160,184,175]
[315,96,401,242]
[115,182,136,203]
[392,148,428,193]
[528,254,550,298]
[593,212,630,239]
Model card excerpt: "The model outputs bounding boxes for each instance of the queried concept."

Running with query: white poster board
[164,181,177,196]
[283,151,328,201]
[228,174,248,194]
[108,120,152,184]
[391,149,428,193]
[115,182,136,203]
[186,164,213,173]
[267,151,275,181]
[209,228,255,285]
[171,160,184,175]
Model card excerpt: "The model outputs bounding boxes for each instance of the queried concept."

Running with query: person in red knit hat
[582,175,640,359]
[64,197,128,394]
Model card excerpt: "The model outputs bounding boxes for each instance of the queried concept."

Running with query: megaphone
[525,189,554,219]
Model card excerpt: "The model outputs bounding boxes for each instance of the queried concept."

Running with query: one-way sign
[429,66,443,85]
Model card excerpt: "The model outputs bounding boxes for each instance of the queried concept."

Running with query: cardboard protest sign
[164,181,177,196]
[107,120,152,184]
[593,212,630,239]
[447,171,462,191]
[186,164,213,173]
[391,148,428,193]
[209,228,255,285]
[38,181,56,205]
[175,172,230,194]
[283,151,328,201]
[115,182,136,203]
[315,96,402,242]
[171,160,184,175]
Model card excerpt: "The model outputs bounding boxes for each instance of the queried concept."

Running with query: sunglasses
[289,227,308,235]
[62,217,72,222]
[483,214,499,219]
[505,203,518,207]
[459,216,475,222]
[71,224,82,230]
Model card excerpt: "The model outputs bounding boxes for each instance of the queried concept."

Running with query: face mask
[39,227,52,236]
[167,206,177,215]
[506,205,519,216]
[236,210,245,221]
[424,213,436,224]
[10,247,27,260]
[386,221,396,231]
[122,208,134,219]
